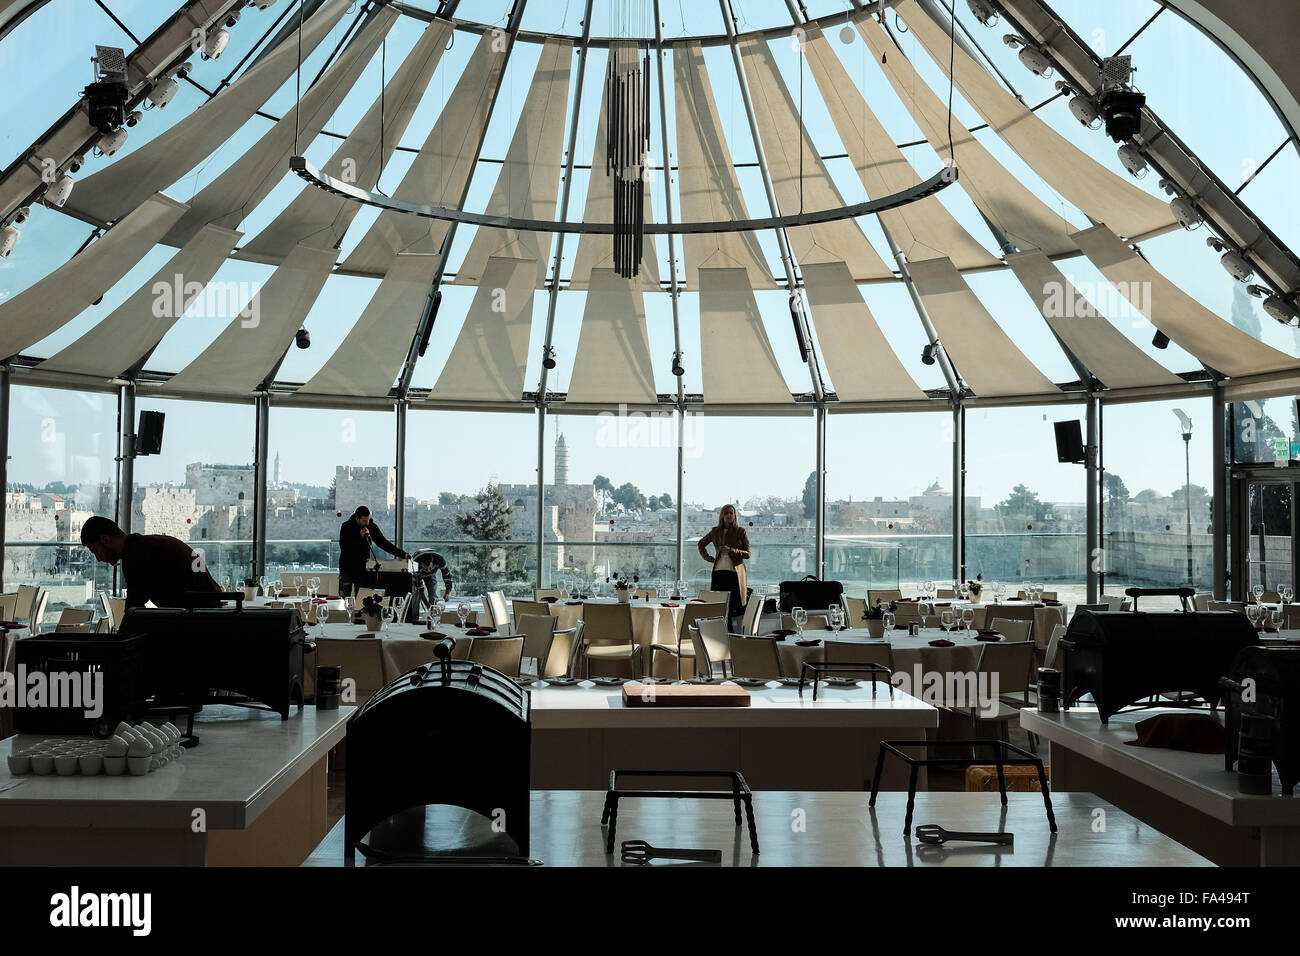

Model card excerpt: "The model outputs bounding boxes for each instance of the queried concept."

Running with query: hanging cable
[945,0,956,162]
[377,36,387,195]
[293,0,304,154]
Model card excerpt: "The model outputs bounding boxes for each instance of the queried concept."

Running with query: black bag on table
[779,575,844,611]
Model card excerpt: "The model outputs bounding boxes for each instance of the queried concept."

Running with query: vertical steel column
[394,400,406,548]
[535,0,594,588]
[0,367,9,593]
[1212,384,1228,599]
[1086,392,1099,604]
[118,382,136,539]
[815,405,827,577]
[953,400,964,581]
[252,394,269,580]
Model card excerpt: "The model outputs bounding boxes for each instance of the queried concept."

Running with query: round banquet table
[773,625,1005,679]
[532,598,691,678]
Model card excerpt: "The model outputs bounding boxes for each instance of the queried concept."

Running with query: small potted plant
[360,594,384,632]
[242,577,259,601]
[608,572,638,603]
[862,600,896,639]
[967,575,983,603]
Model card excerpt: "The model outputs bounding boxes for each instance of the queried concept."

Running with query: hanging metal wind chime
[606,39,650,278]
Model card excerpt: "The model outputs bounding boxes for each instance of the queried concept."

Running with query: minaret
[273,451,282,485]
[554,432,569,486]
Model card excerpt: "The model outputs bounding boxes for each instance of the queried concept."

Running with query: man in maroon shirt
[80,516,221,609]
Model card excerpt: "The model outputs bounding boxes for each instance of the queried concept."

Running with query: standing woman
[697,504,751,621]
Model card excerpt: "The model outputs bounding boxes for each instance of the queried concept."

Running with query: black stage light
[1152,329,1169,349]
[1099,89,1146,143]
[671,352,685,377]
[921,343,937,366]
[295,328,311,349]
[542,346,557,370]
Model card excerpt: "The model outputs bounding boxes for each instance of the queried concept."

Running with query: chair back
[355,587,379,604]
[1072,603,1108,619]
[1209,601,1246,615]
[0,594,16,620]
[1100,594,1126,611]
[518,613,557,673]
[534,589,562,601]
[782,612,828,631]
[108,597,126,629]
[582,602,635,647]
[632,588,657,600]
[977,640,1036,700]
[867,589,903,607]
[542,624,580,678]
[467,635,525,678]
[320,608,352,623]
[99,591,113,621]
[989,618,1032,643]
[1258,591,1282,604]
[935,588,956,598]
[57,607,95,627]
[96,618,114,633]
[821,640,893,680]
[1033,606,1065,651]
[982,602,1036,623]
[698,590,730,607]
[1016,590,1058,601]
[1044,623,1066,669]
[483,590,511,630]
[843,596,869,627]
[1192,592,1212,611]
[1284,605,1300,629]
[696,616,731,666]
[678,602,727,643]
[55,622,94,633]
[741,592,764,635]
[893,602,921,621]
[30,590,50,631]
[513,599,550,621]
[729,635,783,679]
[14,585,39,621]
[387,594,409,622]
[313,637,387,704]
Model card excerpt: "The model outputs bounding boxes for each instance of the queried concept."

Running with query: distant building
[186,462,255,507]
[555,432,569,485]
[335,465,397,515]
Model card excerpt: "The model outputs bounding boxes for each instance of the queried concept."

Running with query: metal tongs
[620,840,723,865]
[914,824,1014,846]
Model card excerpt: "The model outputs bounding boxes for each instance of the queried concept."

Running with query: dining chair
[467,635,525,678]
[541,624,581,679]
[108,596,126,629]
[866,589,903,607]
[1192,592,1212,611]
[843,596,869,627]
[651,601,727,679]
[29,590,50,633]
[355,587,379,604]
[989,618,1032,643]
[313,638,387,705]
[1255,591,1282,604]
[893,603,921,622]
[14,584,39,622]
[739,592,764,636]
[1284,605,1300,629]
[483,590,511,630]
[983,602,1036,624]
[1209,601,1247,615]
[95,618,113,633]
[534,588,562,602]
[319,608,352,623]
[935,588,957,598]
[974,640,1038,750]
[581,602,640,678]
[1043,623,1066,669]
[98,591,113,621]
[698,590,731,607]
[0,594,17,621]
[517,613,557,678]
[55,622,94,633]
[968,607,988,629]
[1016,590,1058,601]
[57,607,95,627]
[1100,594,1127,611]
[632,588,658,600]
[1072,603,1108,619]
[512,599,551,621]
[689,617,732,679]
[1033,606,1065,652]
[386,594,409,624]
[782,612,828,631]
[820,641,893,680]
[729,635,783,679]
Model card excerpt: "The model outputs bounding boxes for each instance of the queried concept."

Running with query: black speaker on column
[137,410,165,456]
[1054,420,1085,464]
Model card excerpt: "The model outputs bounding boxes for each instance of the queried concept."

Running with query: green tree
[1103,472,1130,525]
[996,484,1048,521]
[452,483,528,589]
[438,491,461,506]
[659,492,673,509]
[802,472,817,519]
[611,482,646,511]
[593,475,613,494]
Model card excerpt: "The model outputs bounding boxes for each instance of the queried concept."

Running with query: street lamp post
[1173,409,1194,585]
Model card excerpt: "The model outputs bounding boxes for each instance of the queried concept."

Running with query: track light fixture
[1055,81,1100,129]
[1117,143,1147,178]
[295,328,311,349]
[95,127,127,157]
[68,154,85,174]
[148,76,179,109]
[542,346,557,370]
[13,206,30,224]
[44,174,74,208]
[202,28,230,60]
[1158,180,1202,231]
[0,223,19,259]
[671,351,685,377]
[1207,237,1254,282]
[248,0,278,9]
[921,343,938,366]
[124,110,143,129]
[1247,285,1300,326]
[1152,329,1169,349]
[967,0,998,27]
[1003,35,1052,77]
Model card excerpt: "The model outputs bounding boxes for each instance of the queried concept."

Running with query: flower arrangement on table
[863,599,897,621]
[606,572,639,591]
[967,575,983,600]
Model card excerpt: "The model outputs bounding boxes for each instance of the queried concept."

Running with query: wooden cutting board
[621,683,752,707]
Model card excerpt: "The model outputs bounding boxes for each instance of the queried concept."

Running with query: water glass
[457,602,471,628]
[1282,584,1294,605]
[1252,584,1265,604]
[882,611,895,632]
[1246,604,1261,628]
[1271,609,1284,632]
[828,605,843,630]
[793,607,808,635]
[941,609,955,631]
[962,608,975,634]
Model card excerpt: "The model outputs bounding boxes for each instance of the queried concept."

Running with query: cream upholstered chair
[541,623,582,679]
[468,635,525,678]
[867,589,903,607]
[1191,592,1212,611]
[29,590,50,632]
[14,585,39,622]
[313,637,387,704]
[935,587,957,598]
[739,592,764,636]
[517,613,557,677]
[1256,591,1282,604]
[843,596,870,627]
[984,602,1036,624]
[1033,606,1066,651]
[651,601,727,678]
[820,641,893,680]
[55,622,93,633]
[57,607,94,628]
[698,590,730,607]
[1283,606,1300,629]
[355,587,380,604]
[1209,601,1247,615]
[782,612,828,631]
[513,599,551,621]
[95,618,113,633]
[108,597,126,629]
[971,640,1038,748]
[1017,590,1058,601]
[689,617,732,679]
[729,635,783,679]
[482,590,511,630]
[632,588,657,600]
[581,602,640,678]
[1072,603,1108,618]
[1043,623,1067,669]
[1100,594,1128,611]
[534,588,562,601]
[989,618,1032,643]
[0,594,17,621]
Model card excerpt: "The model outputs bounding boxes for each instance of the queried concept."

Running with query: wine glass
[457,601,471,628]
[1252,584,1265,605]
[941,609,955,631]
[1246,604,1261,629]
[675,579,685,600]
[923,580,933,600]
[1270,608,1284,633]
[828,605,843,630]
[882,610,895,633]
[1282,584,1294,605]
[962,607,975,635]
[918,602,931,622]
[792,607,808,636]
[381,604,395,633]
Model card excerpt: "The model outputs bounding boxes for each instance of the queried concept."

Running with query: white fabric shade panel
[907,256,1059,397]
[240,18,454,263]
[163,243,339,394]
[699,267,794,403]
[430,256,537,401]
[160,5,400,248]
[64,0,351,225]
[342,30,508,275]
[567,88,662,291]
[0,194,189,360]
[900,0,1175,242]
[565,268,657,404]
[1004,248,1183,389]
[1071,224,1297,378]
[799,260,926,401]
[453,38,573,288]
[39,224,242,377]
[298,253,437,396]
[856,17,1077,257]
[802,25,998,271]
[738,38,892,281]
[674,43,776,290]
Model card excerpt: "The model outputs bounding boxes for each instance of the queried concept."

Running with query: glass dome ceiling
[0,0,1296,410]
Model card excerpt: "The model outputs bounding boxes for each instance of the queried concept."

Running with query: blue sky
[2,0,1296,508]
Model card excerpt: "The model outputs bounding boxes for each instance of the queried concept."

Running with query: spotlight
[124,110,143,128]
[96,127,127,157]
[1117,143,1147,178]
[83,79,129,134]
[225,9,241,27]
[44,174,74,207]
[967,0,998,26]
[1207,237,1253,282]
[671,351,685,377]
[148,76,178,109]
[1170,196,1201,230]
[1098,90,1145,142]
[202,29,230,60]
[248,0,278,8]
[542,346,557,370]
[1152,329,1169,349]
[1003,35,1052,77]
[921,343,937,366]
[295,328,310,349]
[13,206,30,224]
[1057,82,1100,128]
[0,224,19,258]
[1248,285,1300,326]
[68,154,85,173]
